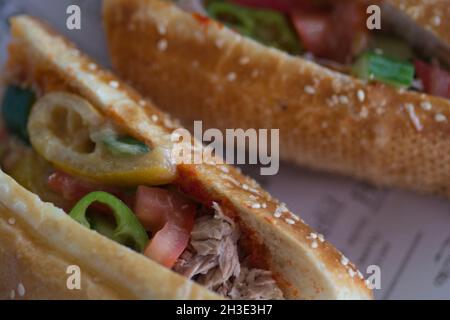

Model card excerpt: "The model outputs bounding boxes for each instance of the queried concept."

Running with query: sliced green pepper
[1,85,36,143]
[102,135,150,156]
[207,1,255,37]
[352,52,415,88]
[206,1,301,55]
[248,9,301,55]
[88,212,118,242]
[69,191,149,252]
[369,35,414,61]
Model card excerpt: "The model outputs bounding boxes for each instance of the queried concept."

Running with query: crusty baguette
[0,16,372,299]
[104,0,450,198]
[0,169,217,299]
[386,0,450,48]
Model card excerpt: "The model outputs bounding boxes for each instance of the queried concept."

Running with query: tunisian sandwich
[104,0,450,197]
[0,16,371,299]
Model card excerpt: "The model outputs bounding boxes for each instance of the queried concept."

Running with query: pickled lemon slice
[28,92,176,186]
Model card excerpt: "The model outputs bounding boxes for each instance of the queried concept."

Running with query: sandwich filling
[174,0,450,100]
[0,42,284,300]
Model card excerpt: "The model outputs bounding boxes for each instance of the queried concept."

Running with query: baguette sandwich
[0,16,372,299]
[104,0,450,197]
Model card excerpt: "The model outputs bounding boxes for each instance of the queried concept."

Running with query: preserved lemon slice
[28,92,176,186]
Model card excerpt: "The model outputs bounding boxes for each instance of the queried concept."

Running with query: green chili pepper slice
[1,85,36,143]
[206,1,301,55]
[250,9,302,55]
[69,191,149,252]
[352,51,415,88]
[103,135,150,156]
[88,212,118,242]
[207,1,255,37]
[369,35,414,62]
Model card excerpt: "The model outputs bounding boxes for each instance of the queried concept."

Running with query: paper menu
[1,0,450,300]
[260,164,450,299]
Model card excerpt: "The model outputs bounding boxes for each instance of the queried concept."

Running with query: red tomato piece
[415,60,450,99]
[135,186,196,268]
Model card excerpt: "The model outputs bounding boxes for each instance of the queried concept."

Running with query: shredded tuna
[174,203,284,300]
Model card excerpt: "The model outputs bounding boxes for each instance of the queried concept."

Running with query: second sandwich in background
[104,0,450,197]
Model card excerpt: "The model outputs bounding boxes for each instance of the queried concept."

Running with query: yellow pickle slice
[28,92,176,186]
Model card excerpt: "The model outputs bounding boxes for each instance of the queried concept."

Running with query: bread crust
[0,15,372,299]
[104,0,450,198]
[387,0,450,47]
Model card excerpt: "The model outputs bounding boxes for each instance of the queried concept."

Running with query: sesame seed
[317,234,325,242]
[0,183,10,194]
[359,106,369,118]
[215,38,225,49]
[242,184,249,190]
[249,195,257,200]
[357,270,364,279]
[340,256,349,266]
[70,49,80,57]
[151,115,159,122]
[357,89,365,102]
[139,100,146,107]
[311,241,318,249]
[348,269,356,278]
[251,203,261,209]
[12,202,27,213]
[309,232,318,239]
[420,101,432,111]
[17,283,25,297]
[8,218,15,225]
[109,81,119,89]
[274,211,282,218]
[239,56,250,65]
[227,72,237,82]
[261,203,267,209]
[88,63,97,71]
[285,218,295,225]
[304,85,316,95]
[432,16,441,26]
[157,24,167,35]
[435,113,447,122]
[339,95,349,104]
[220,166,229,173]
[157,39,168,51]
[405,103,423,131]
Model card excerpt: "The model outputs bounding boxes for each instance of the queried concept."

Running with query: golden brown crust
[387,0,450,47]
[0,170,218,300]
[1,15,372,299]
[104,0,450,198]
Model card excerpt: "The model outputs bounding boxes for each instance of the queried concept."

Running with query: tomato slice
[291,9,332,58]
[144,223,192,268]
[415,60,450,99]
[135,186,196,268]
[48,171,132,211]
[291,2,367,63]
